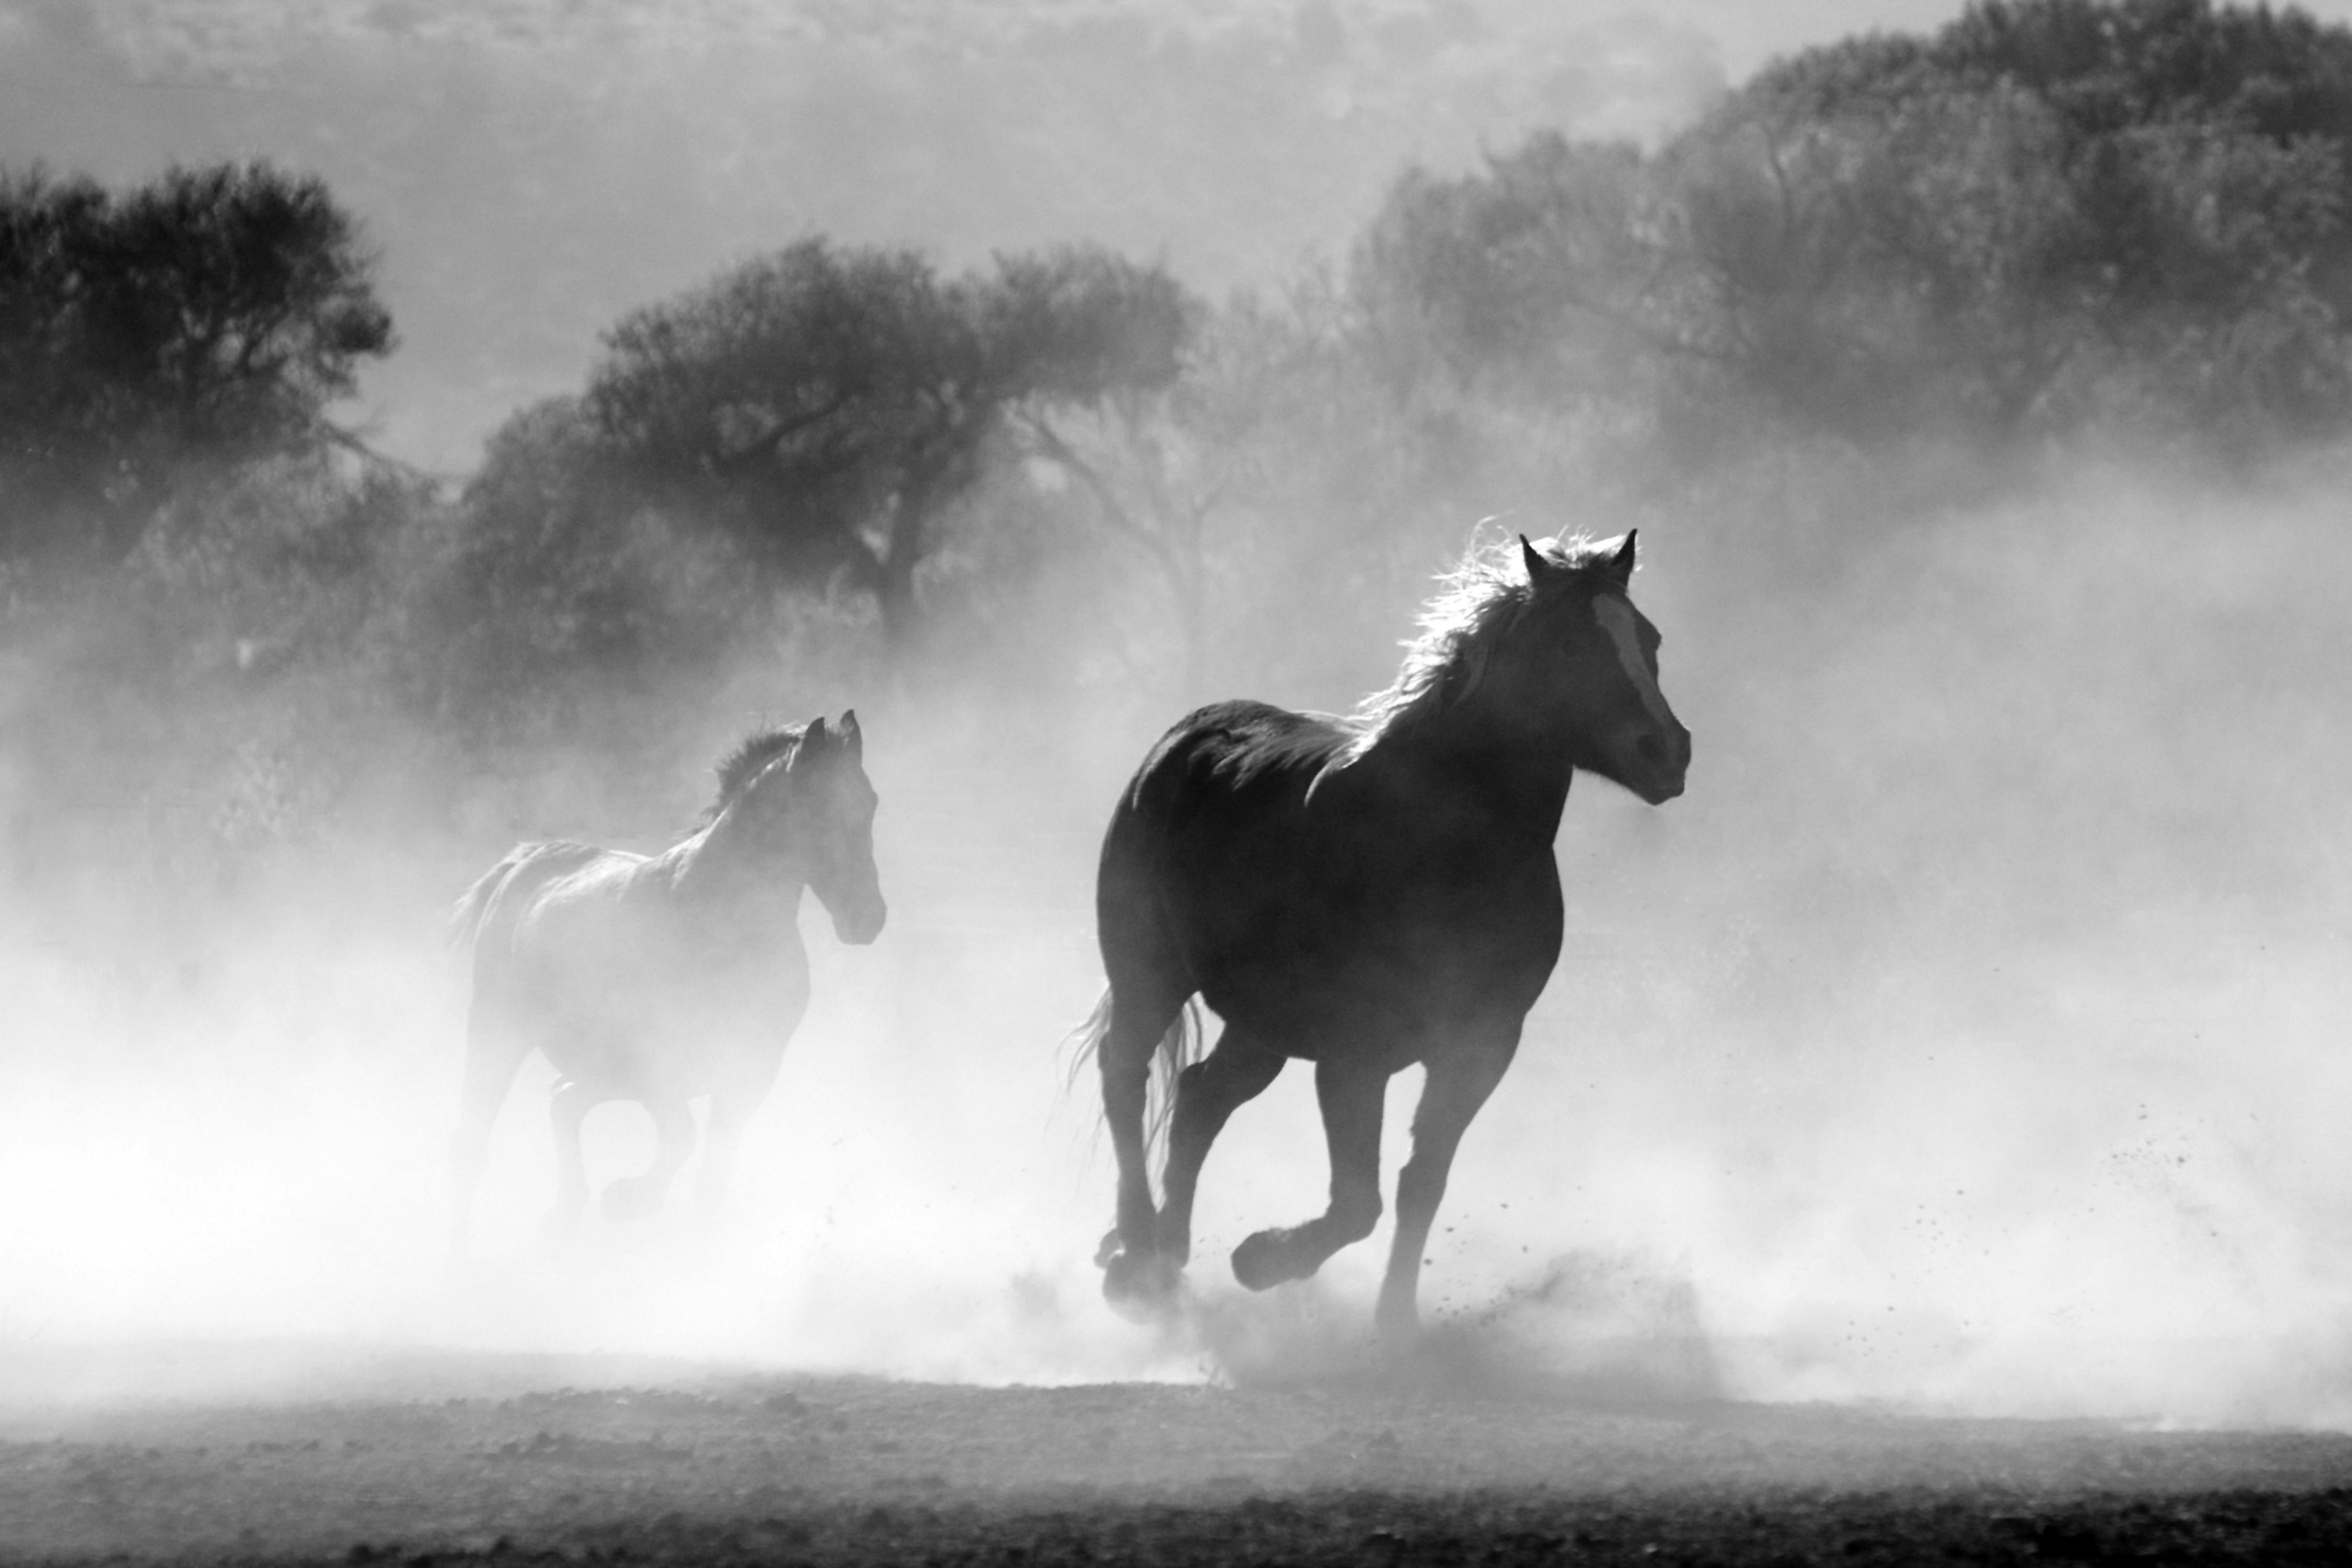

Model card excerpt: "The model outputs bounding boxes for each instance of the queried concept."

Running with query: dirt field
[6,1343,2352,1565]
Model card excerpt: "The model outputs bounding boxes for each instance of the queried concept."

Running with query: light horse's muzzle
[812,847,886,946]
[826,883,887,946]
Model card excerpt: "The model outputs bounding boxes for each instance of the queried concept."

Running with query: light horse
[1076,532,1689,1335]
[448,713,884,1250]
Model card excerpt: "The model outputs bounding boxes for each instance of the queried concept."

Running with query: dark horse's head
[1516,531,1690,803]
[1335,528,1689,804]
[719,712,887,944]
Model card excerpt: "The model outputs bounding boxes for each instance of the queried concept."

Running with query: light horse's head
[1509,531,1690,803]
[723,712,887,944]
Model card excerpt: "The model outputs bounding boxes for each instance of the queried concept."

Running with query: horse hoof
[1230,1229,1295,1292]
[1101,1248,1182,1318]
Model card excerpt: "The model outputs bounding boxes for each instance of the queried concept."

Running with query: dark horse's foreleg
[1375,1037,1516,1338]
[1154,1030,1286,1267]
[1230,1057,1387,1292]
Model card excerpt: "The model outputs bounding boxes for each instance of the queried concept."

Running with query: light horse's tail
[1064,988,1205,1179]
[448,859,511,952]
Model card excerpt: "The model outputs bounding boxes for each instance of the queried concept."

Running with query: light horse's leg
[546,1077,595,1241]
[696,1094,751,1221]
[603,1093,698,1222]
[697,996,802,1220]
[696,1064,783,1221]
[1229,1055,1387,1292]
[1374,1031,1518,1338]
[1153,1028,1285,1268]
[447,1006,530,1261]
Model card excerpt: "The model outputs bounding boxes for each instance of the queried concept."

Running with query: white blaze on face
[1592,595,1673,729]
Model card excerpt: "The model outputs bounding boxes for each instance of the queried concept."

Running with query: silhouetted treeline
[0,162,394,574]
[5,0,2351,946]
[1360,0,2352,458]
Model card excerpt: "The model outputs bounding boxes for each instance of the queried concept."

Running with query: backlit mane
[1335,531,1623,766]
[704,723,806,821]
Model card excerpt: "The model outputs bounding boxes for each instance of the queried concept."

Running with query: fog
[4,449,2349,1428]
[6,0,2352,1441]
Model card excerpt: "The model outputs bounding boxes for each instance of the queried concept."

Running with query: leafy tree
[1348,1,2352,463]
[1350,133,1679,403]
[415,395,766,735]
[0,162,395,570]
[582,238,1189,642]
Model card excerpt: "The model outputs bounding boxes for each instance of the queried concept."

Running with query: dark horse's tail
[1065,988,1204,1172]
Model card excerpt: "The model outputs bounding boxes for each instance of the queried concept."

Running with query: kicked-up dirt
[5,1341,2352,1564]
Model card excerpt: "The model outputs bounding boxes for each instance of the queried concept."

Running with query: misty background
[4,0,2352,1428]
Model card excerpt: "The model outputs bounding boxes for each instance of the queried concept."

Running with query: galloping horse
[448,713,884,1250]
[1077,532,1689,1335]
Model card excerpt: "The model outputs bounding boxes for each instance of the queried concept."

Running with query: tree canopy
[1354,0,2352,455]
[578,239,1190,640]
[0,162,395,570]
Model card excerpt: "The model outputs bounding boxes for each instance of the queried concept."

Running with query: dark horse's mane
[702,723,809,823]
[1332,530,1624,768]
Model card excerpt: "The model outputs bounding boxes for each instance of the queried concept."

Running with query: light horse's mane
[1335,531,1624,767]
[701,723,809,824]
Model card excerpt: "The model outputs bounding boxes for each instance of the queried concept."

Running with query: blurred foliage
[578,239,1191,643]
[1355,0,2352,464]
[0,162,395,572]
[11,0,2352,967]
[408,395,771,745]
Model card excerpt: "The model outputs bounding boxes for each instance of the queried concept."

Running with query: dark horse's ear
[838,709,861,759]
[804,716,829,747]
[1519,534,1552,584]
[1602,529,1638,591]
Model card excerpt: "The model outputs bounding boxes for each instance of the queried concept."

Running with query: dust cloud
[2,449,2349,1431]
[4,0,2352,1443]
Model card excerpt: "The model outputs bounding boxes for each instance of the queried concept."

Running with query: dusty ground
[6,1343,2352,1565]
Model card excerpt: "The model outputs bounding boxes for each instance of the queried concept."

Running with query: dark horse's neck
[1355,682,1577,843]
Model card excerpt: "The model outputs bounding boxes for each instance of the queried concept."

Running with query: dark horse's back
[1099,698,1562,1056]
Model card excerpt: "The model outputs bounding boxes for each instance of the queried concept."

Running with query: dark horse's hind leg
[1154,1030,1285,1268]
[1097,984,1186,1311]
[1374,1035,1516,1337]
[1230,1056,1387,1292]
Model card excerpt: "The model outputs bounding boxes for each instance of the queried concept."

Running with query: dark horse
[447,713,884,1251]
[1077,532,1689,1335]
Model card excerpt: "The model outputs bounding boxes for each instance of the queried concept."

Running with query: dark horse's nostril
[1635,732,1667,765]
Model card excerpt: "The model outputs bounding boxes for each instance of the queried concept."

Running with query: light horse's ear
[1602,529,1638,591]
[837,709,861,760]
